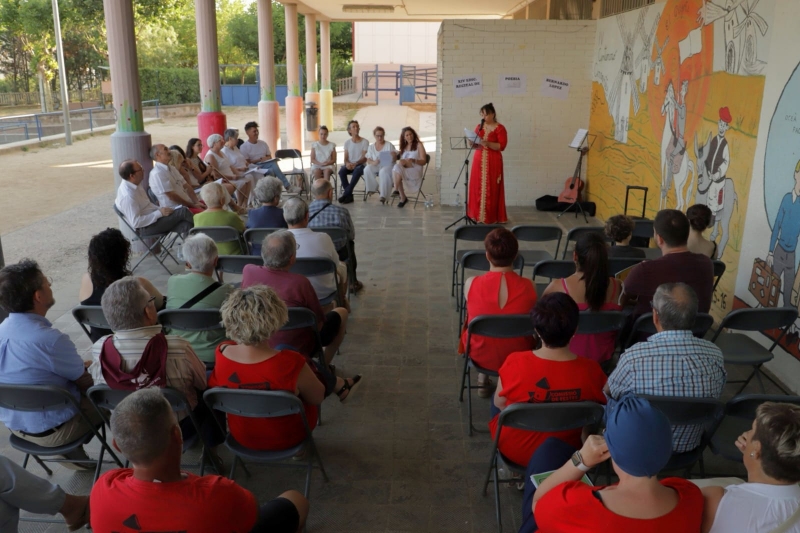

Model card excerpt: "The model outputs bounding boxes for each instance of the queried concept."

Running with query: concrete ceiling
[280,0,530,21]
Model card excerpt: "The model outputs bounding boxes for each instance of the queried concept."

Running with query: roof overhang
[276,0,532,22]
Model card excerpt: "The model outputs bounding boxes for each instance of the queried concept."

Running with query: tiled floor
[5,197,770,532]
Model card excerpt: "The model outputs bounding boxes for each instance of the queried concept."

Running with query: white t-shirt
[343,138,369,165]
[710,482,800,533]
[221,146,248,169]
[366,141,396,163]
[311,142,336,168]
[239,140,271,162]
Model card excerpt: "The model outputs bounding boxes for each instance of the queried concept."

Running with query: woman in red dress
[468,103,508,224]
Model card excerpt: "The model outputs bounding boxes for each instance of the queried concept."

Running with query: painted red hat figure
[719,107,732,124]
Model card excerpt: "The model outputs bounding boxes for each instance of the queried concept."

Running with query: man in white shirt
[149,144,203,211]
[239,121,300,193]
[115,160,193,237]
[337,120,369,204]
[284,197,348,308]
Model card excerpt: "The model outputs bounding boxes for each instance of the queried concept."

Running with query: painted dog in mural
[694,131,738,259]
[660,83,695,211]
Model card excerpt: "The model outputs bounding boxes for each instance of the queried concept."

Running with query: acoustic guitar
[557,147,590,204]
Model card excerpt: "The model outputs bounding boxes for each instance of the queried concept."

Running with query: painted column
[195,0,226,155]
[284,3,303,150]
[305,14,319,142]
[257,0,279,153]
[319,20,334,134]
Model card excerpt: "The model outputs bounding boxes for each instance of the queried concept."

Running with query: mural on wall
[588,0,775,320]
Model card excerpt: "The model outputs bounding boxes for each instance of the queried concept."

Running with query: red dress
[208,343,318,451]
[562,278,623,363]
[489,350,607,467]
[535,477,704,532]
[459,271,537,371]
[468,123,508,224]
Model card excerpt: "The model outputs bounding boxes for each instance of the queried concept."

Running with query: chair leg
[313,442,329,482]
[458,358,470,402]
[229,455,238,479]
[734,368,758,395]
[482,451,496,496]
[304,460,313,499]
[492,456,503,533]
[31,455,53,476]
[467,372,474,436]
[22,454,30,469]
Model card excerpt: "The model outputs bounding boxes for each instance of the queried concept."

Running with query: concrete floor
[3,195,772,532]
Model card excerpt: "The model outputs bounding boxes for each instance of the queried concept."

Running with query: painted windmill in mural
[698,0,769,75]
[608,11,645,143]
[635,11,659,93]
[653,36,669,86]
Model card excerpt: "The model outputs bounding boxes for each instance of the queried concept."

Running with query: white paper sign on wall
[454,75,483,97]
[540,76,571,100]
[499,74,527,95]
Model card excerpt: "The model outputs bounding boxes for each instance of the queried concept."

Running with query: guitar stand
[557,196,589,223]
[557,145,590,223]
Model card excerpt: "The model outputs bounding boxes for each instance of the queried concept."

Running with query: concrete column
[257,0,280,154]
[195,0,226,155]
[304,14,319,142]
[284,3,303,150]
[319,20,334,134]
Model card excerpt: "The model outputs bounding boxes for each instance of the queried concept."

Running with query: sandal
[351,280,364,293]
[336,375,362,403]
[398,199,408,208]
[477,377,495,398]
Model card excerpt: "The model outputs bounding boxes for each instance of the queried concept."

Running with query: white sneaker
[287,186,303,194]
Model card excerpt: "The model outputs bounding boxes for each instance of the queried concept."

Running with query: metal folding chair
[290,257,340,307]
[458,251,524,324]
[632,219,654,247]
[389,154,431,207]
[157,309,223,332]
[451,224,504,301]
[243,227,282,255]
[113,204,179,275]
[189,226,247,255]
[511,225,562,276]
[624,312,715,349]
[607,257,644,276]
[311,227,354,298]
[215,255,264,287]
[71,305,110,341]
[561,226,608,259]
[712,260,726,292]
[531,260,576,298]
[275,149,307,195]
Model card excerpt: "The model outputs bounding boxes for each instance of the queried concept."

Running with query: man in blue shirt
[0,260,100,468]
[767,160,800,308]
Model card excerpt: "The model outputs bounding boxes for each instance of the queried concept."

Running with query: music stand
[557,132,596,223]
[445,135,478,230]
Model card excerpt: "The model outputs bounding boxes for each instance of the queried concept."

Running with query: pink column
[284,3,303,150]
[319,20,334,134]
[257,0,279,153]
[195,0,226,156]
[305,13,319,142]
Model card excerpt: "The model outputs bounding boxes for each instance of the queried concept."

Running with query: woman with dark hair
[605,214,646,258]
[185,138,237,198]
[460,228,537,396]
[687,203,718,258]
[391,126,427,208]
[489,293,607,468]
[543,232,623,363]
[78,228,164,341]
[467,103,508,224]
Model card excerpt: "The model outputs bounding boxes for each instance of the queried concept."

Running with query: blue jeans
[338,164,365,197]
[256,160,290,189]
[519,437,577,533]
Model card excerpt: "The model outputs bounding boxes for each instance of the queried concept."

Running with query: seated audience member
[490,293,607,468]
[0,453,90,531]
[308,179,362,292]
[460,228,537,397]
[604,214,646,259]
[91,388,309,533]
[149,144,204,214]
[621,209,714,316]
[221,129,265,189]
[363,126,396,202]
[242,230,349,366]
[209,285,326,452]
[521,395,703,533]
[607,283,725,453]
[701,402,800,533]
[115,159,194,238]
[239,121,300,193]
[310,125,337,181]
[89,277,207,413]
[544,232,622,364]
[246,176,288,233]
[0,260,101,466]
[391,126,427,208]
[185,138,237,199]
[193,182,246,256]
[687,203,718,259]
[165,234,233,364]
[284,198,348,306]
[79,228,165,342]
[204,133,252,213]
[337,120,369,204]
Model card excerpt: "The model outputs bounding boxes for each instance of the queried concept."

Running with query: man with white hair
[165,234,233,364]
[90,388,308,532]
[148,144,204,212]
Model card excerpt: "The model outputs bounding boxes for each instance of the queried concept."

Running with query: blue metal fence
[220,64,304,107]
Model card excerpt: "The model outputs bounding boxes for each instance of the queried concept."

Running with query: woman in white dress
[363,126,397,203]
[310,126,337,181]
[391,127,427,208]
[203,133,252,213]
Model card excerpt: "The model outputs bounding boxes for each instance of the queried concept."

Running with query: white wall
[436,19,596,207]
[354,22,440,64]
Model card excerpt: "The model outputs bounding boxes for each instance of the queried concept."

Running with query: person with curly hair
[605,214,646,259]
[78,228,163,341]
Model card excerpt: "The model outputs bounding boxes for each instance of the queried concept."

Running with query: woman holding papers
[364,126,397,203]
[467,103,508,224]
[391,126,427,208]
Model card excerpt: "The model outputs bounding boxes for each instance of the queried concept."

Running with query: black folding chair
[157,309,224,333]
[712,260,726,292]
[203,388,328,497]
[458,251,524,325]
[561,226,608,259]
[624,312,715,349]
[511,225,562,276]
[311,226,354,297]
[243,227,282,255]
[290,257,341,307]
[632,219,654,247]
[215,255,264,286]
[274,149,307,195]
[710,307,798,394]
[189,226,247,255]
[483,402,605,532]
[459,314,536,436]
[531,260,576,297]
[451,224,504,300]
[71,305,110,342]
[608,257,644,276]
[113,204,179,274]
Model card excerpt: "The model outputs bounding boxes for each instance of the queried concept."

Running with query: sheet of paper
[541,76,571,100]
[531,470,593,489]
[499,74,527,95]
[454,75,483,97]
[379,151,393,168]
[464,128,480,144]
[569,129,589,149]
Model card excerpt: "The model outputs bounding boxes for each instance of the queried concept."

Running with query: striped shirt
[607,329,726,453]
[89,325,207,410]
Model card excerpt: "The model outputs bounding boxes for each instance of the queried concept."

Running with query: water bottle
[425,198,434,208]
[456,193,461,207]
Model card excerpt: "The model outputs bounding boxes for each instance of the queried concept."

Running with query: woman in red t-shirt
[208,285,325,451]
[460,228,537,397]
[489,293,606,467]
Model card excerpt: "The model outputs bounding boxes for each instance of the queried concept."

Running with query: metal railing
[362,66,401,105]
[0,88,103,108]
[399,66,437,102]
[600,0,655,18]
[334,77,357,96]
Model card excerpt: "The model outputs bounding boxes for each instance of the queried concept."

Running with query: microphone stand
[445,121,482,230]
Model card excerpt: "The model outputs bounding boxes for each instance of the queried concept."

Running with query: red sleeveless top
[562,278,622,363]
[460,271,537,371]
[209,343,318,450]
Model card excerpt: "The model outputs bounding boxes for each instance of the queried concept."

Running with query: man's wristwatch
[571,451,591,472]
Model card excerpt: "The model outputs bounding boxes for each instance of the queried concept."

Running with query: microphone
[480,118,485,131]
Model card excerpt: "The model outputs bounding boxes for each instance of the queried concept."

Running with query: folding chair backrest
[147,188,159,206]
[72,305,110,338]
[608,257,644,276]
[87,385,132,413]
[712,260,726,291]
[161,387,193,412]
[282,307,318,331]
[512,225,562,257]
[190,226,242,244]
[577,311,627,335]
[497,402,605,433]
[625,312,715,349]
[204,388,303,418]
[716,307,798,334]
[113,204,141,237]
[562,227,608,259]
[215,255,263,275]
[467,314,535,339]
[157,309,223,332]
[243,228,281,254]
[454,224,502,243]
[0,384,79,412]
[632,220,654,240]
[724,394,800,420]
[274,149,304,172]
[312,226,347,244]
[460,251,523,274]
[290,257,336,277]
[640,395,724,427]
[531,260,576,281]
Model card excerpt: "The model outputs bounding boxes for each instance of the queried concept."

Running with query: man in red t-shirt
[90,388,308,533]
[621,209,714,317]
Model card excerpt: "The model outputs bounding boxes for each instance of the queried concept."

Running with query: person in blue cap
[518,394,703,532]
